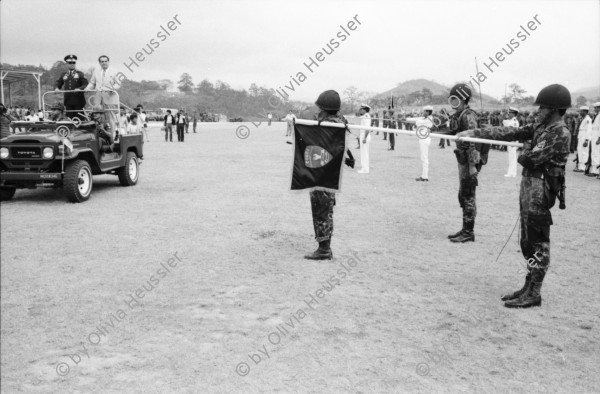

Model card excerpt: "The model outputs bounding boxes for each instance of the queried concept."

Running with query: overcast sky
[1,0,599,102]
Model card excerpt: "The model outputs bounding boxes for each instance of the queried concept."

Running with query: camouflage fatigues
[472,119,570,271]
[308,113,346,242]
[451,106,489,233]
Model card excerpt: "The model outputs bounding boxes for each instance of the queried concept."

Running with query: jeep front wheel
[0,187,16,201]
[117,152,139,186]
[64,160,93,203]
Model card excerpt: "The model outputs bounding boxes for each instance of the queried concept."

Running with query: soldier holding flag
[302,90,352,260]
[457,84,571,308]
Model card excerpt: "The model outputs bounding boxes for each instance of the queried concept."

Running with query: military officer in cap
[55,55,88,120]
[503,107,520,177]
[358,103,371,173]
[457,84,571,308]
[447,83,489,243]
[407,105,434,181]
[574,106,592,173]
[304,89,354,260]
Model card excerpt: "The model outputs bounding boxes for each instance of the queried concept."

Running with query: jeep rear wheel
[117,152,139,186]
[64,160,93,203]
[0,187,16,201]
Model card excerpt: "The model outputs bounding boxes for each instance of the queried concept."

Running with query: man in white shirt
[589,102,600,178]
[85,55,121,139]
[575,106,592,172]
[357,104,372,174]
[284,111,296,136]
[503,107,520,177]
[408,105,434,181]
[267,112,273,126]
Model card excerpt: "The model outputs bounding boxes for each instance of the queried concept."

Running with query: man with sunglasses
[55,54,88,120]
[447,83,490,243]
[456,84,571,308]
[86,55,121,140]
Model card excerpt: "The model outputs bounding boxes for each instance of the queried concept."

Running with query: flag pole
[294,119,523,148]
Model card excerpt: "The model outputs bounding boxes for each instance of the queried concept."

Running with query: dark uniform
[305,90,353,260]
[309,112,346,247]
[55,55,88,119]
[448,95,489,242]
[459,83,571,308]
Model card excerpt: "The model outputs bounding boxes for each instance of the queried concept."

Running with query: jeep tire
[117,152,139,186]
[0,187,16,201]
[64,160,93,203]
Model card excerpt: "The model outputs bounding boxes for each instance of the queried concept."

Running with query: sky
[1,0,599,102]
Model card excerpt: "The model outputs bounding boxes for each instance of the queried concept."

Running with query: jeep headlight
[0,147,8,159]
[43,147,54,159]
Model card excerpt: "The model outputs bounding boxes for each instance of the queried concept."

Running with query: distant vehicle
[0,90,143,203]
[145,111,161,121]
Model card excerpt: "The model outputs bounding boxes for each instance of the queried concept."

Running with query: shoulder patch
[532,140,546,152]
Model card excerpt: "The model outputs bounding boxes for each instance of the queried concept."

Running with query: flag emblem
[304,146,332,168]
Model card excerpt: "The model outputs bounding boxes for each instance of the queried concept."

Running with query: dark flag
[290,122,347,192]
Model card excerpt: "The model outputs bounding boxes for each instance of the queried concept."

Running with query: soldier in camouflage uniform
[447,84,490,243]
[457,84,571,308]
[305,90,354,260]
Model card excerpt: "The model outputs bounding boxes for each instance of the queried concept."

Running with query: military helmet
[315,90,341,111]
[51,103,65,111]
[533,84,571,109]
[448,83,472,100]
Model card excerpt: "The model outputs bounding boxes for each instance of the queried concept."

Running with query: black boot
[501,270,531,301]
[304,239,332,260]
[450,219,474,242]
[504,268,545,308]
[447,229,463,239]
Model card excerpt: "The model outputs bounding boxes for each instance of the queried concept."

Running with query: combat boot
[501,270,531,301]
[304,240,333,260]
[450,231,474,243]
[450,220,474,242]
[447,229,463,239]
[504,268,545,308]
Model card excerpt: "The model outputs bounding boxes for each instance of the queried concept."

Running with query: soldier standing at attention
[503,107,520,177]
[574,106,592,173]
[447,83,490,243]
[304,90,351,260]
[55,54,88,120]
[457,84,571,308]
[357,104,371,174]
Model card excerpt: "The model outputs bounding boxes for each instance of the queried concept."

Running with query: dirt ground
[1,121,599,394]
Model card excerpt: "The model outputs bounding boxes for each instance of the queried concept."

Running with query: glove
[344,149,355,168]
[522,141,532,151]
[596,138,600,145]
[583,140,588,148]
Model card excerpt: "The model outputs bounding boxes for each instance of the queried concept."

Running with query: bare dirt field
[1,121,599,394]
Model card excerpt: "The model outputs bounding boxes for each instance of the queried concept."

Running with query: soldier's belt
[522,167,544,179]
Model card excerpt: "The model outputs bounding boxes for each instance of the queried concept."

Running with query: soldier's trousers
[310,190,335,242]
[519,176,551,271]
[577,138,590,171]
[458,164,478,233]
